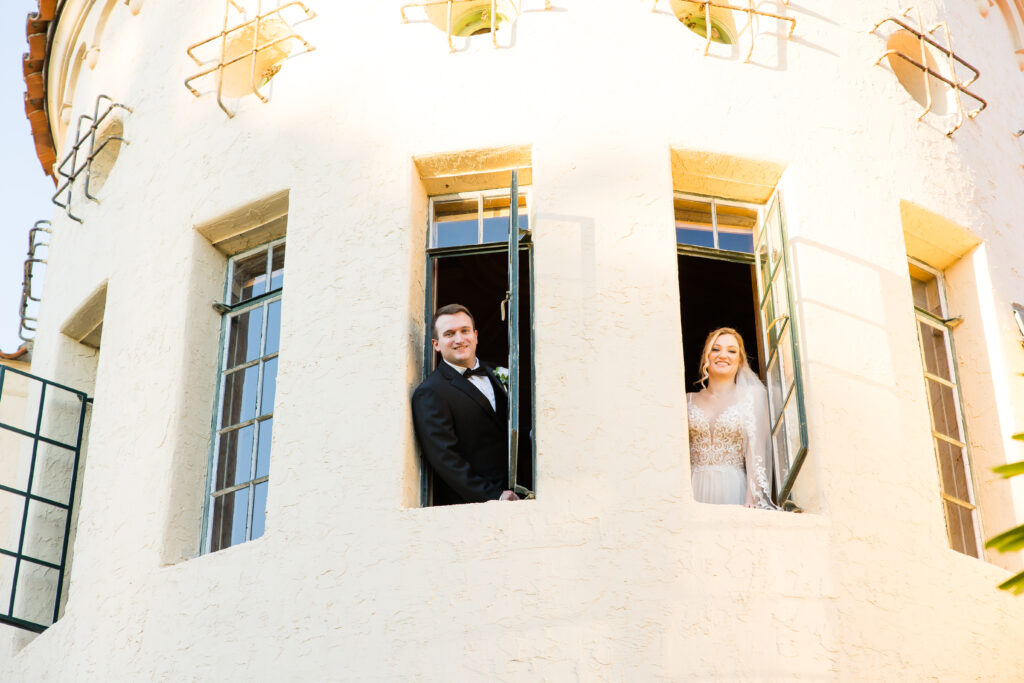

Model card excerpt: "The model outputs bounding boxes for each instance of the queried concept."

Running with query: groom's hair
[431,303,475,339]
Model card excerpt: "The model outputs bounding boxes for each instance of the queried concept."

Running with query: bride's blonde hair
[698,327,750,388]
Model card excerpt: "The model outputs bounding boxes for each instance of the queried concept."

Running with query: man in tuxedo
[411,303,520,505]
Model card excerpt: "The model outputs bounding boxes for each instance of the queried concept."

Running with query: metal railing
[185,0,316,118]
[51,95,132,223]
[18,221,50,344]
[652,0,796,62]
[871,7,987,137]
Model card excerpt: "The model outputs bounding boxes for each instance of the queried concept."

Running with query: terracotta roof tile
[21,1,57,181]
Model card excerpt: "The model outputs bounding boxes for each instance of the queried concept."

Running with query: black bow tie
[463,367,488,378]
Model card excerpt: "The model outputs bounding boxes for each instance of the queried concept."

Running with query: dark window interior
[677,253,763,389]
[429,249,533,505]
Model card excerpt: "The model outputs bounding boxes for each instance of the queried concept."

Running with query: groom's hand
[499,490,520,501]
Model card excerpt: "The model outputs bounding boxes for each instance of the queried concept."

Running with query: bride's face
[706,333,741,381]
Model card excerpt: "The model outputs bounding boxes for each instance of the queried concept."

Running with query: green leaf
[993,461,1024,478]
[999,571,1024,596]
[1012,433,1024,441]
[986,525,1024,553]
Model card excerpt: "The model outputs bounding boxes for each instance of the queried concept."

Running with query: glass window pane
[433,199,478,248]
[227,307,265,369]
[715,204,756,253]
[260,358,277,416]
[0,555,14,617]
[264,300,281,356]
[37,384,84,446]
[0,370,36,434]
[675,197,715,247]
[255,418,272,479]
[909,264,942,317]
[944,499,978,557]
[918,320,952,381]
[0,490,25,554]
[221,365,259,428]
[482,195,511,243]
[0,430,34,494]
[926,379,961,441]
[210,487,250,552]
[767,353,785,417]
[12,560,58,626]
[773,415,791,489]
[216,424,255,491]
[251,481,268,540]
[22,500,68,566]
[29,442,76,507]
[231,249,269,304]
[782,393,803,477]
[269,244,285,292]
[933,437,973,502]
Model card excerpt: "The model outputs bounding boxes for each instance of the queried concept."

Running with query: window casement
[676,191,809,509]
[422,174,534,505]
[0,366,89,633]
[204,239,284,552]
[908,258,982,558]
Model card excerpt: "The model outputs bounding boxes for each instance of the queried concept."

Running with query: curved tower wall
[4,0,1024,678]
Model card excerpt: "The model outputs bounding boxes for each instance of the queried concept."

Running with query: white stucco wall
[3,0,1024,679]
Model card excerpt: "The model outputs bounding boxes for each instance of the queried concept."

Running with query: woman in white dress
[687,327,777,509]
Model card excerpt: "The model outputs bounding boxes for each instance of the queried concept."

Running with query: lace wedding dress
[687,367,777,509]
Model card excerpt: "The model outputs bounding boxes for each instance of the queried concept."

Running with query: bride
[687,327,777,509]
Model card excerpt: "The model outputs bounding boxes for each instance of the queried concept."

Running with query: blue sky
[1,0,57,353]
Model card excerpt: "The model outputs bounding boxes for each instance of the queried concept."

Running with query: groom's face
[433,312,478,368]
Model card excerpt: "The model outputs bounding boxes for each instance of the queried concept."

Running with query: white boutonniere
[493,366,509,390]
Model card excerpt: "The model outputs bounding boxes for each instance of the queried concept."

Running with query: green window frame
[0,366,89,633]
[203,238,285,553]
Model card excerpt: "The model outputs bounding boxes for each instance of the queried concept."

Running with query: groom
[411,303,520,505]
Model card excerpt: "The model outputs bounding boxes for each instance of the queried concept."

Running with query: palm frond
[998,570,1024,595]
[986,524,1024,553]
[992,460,1024,478]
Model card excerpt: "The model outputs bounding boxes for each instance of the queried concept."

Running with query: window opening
[422,176,533,504]
[51,95,132,223]
[401,0,552,53]
[204,239,285,552]
[677,192,808,509]
[19,221,50,344]
[871,7,987,136]
[185,0,316,118]
[908,258,982,558]
[652,0,796,62]
[0,366,89,633]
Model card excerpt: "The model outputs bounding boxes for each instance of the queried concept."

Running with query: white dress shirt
[445,358,496,412]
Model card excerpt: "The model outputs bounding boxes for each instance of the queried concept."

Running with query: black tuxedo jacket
[411,360,509,505]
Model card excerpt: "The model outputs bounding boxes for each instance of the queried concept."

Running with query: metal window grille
[401,0,552,53]
[51,95,131,224]
[908,258,983,558]
[871,7,987,137]
[652,0,796,62]
[185,0,316,118]
[0,366,89,633]
[19,221,50,343]
[204,239,285,553]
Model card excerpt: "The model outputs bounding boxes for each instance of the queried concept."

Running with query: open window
[677,191,808,509]
[0,366,89,633]
[422,173,533,505]
[908,258,982,558]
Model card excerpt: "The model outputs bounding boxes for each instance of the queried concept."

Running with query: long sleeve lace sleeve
[741,374,779,510]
